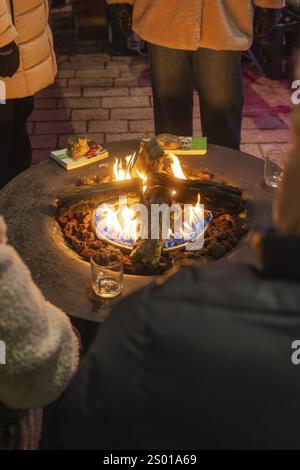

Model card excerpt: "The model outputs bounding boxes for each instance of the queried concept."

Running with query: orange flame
[102,153,204,250]
[169,153,187,180]
[113,156,132,181]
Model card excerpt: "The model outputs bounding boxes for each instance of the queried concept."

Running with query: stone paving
[30,12,294,164]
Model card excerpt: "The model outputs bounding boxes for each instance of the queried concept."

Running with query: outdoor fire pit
[56,138,248,276]
[0,141,273,323]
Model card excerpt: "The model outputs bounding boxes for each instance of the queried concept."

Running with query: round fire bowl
[0,141,274,322]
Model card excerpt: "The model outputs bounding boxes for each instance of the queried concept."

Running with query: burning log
[134,137,165,176]
[57,178,143,209]
[133,138,243,213]
[131,239,164,271]
[146,173,245,214]
[127,138,173,270]
[130,184,172,271]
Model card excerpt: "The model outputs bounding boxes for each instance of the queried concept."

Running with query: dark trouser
[148,44,244,150]
[0,96,34,190]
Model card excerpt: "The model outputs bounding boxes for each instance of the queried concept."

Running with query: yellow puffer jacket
[0,0,57,99]
[107,0,285,51]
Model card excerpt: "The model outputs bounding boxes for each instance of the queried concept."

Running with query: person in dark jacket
[43,111,300,450]
[43,244,300,450]
[43,184,300,446]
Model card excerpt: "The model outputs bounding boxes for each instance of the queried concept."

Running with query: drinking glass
[91,252,123,298]
[264,149,285,188]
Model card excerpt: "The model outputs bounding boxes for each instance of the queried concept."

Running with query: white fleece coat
[0,216,79,410]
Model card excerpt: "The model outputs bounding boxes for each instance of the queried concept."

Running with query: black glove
[0,41,20,78]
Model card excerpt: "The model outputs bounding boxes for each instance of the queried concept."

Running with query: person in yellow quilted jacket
[107,0,285,149]
[0,1,57,190]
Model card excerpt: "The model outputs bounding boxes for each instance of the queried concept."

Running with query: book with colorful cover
[143,135,208,155]
[50,144,109,171]
[164,136,207,155]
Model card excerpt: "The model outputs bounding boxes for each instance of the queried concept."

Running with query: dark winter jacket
[44,232,300,450]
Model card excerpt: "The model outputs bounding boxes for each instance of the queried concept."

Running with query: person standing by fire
[106,0,284,149]
[0,0,57,190]
[0,216,79,449]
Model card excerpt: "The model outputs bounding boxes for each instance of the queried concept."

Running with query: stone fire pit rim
[0,141,273,323]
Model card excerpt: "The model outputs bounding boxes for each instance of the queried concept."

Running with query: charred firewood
[131,239,165,272]
[57,178,143,209]
[130,177,172,271]
[148,172,241,195]
[144,185,173,206]
[147,173,245,214]
[134,137,165,176]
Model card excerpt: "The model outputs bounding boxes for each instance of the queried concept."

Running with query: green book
[164,136,207,155]
[143,135,208,156]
